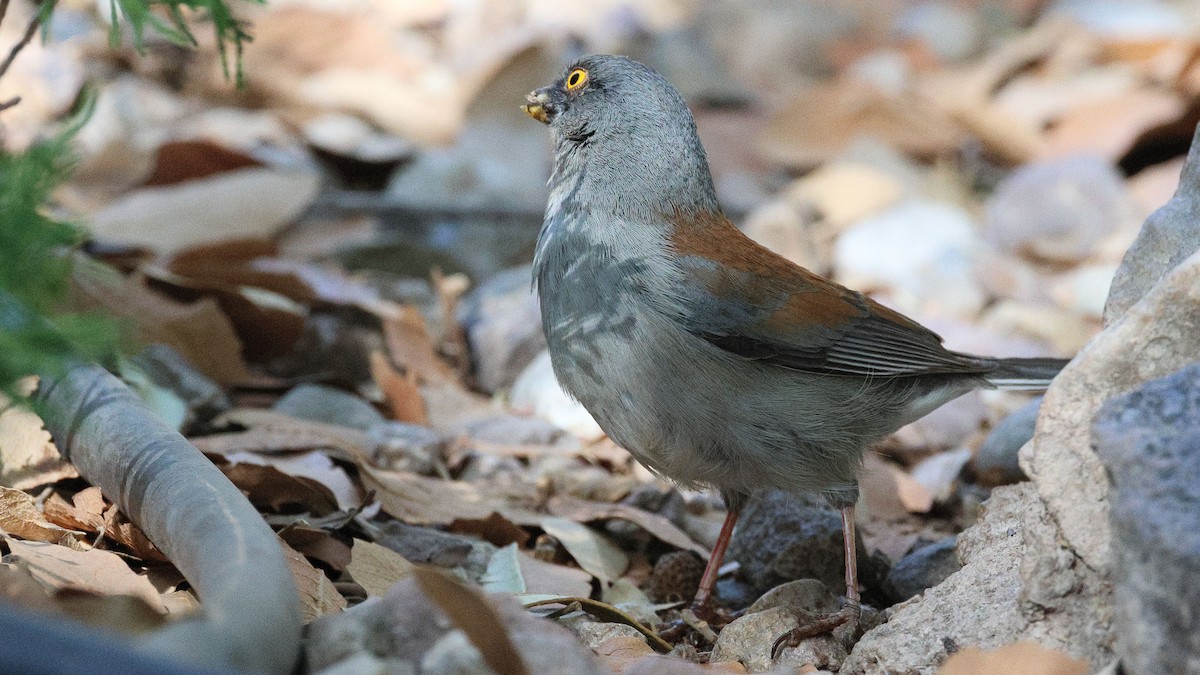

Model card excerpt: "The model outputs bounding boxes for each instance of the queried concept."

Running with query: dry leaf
[280,525,352,572]
[359,465,542,526]
[216,459,340,516]
[347,538,415,597]
[369,351,429,424]
[43,487,107,533]
[89,166,320,255]
[4,537,165,612]
[413,566,530,675]
[593,635,747,673]
[224,450,364,511]
[381,306,456,384]
[280,538,346,622]
[142,139,262,187]
[540,517,628,584]
[69,255,249,384]
[937,642,1088,675]
[546,498,708,556]
[448,512,531,548]
[0,394,76,489]
[195,409,375,460]
[0,487,81,544]
[53,590,169,634]
[515,551,592,598]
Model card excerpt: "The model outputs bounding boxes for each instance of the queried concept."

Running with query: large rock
[1093,363,1200,675]
[1022,246,1200,573]
[1104,117,1200,323]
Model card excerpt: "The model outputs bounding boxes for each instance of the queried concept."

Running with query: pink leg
[691,507,739,611]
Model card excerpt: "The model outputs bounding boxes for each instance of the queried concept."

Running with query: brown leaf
[347,538,415,597]
[279,537,347,622]
[195,409,375,460]
[53,590,169,634]
[516,552,592,598]
[43,487,106,533]
[1039,90,1184,162]
[381,305,456,384]
[4,537,165,612]
[448,512,531,548]
[593,636,748,673]
[279,525,352,572]
[0,391,77,489]
[937,642,1088,675]
[0,487,81,543]
[142,140,262,188]
[414,566,530,675]
[225,450,364,512]
[370,351,429,424]
[216,459,340,516]
[69,255,250,384]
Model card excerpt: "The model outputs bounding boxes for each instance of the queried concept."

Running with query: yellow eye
[566,68,588,91]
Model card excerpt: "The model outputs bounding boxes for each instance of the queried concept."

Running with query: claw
[770,602,861,659]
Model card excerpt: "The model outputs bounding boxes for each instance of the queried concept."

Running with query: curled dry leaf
[214,458,340,517]
[546,497,708,556]
[448,511,531,548]
[42,487,165,561]
[359,464,543,526]
[3,537,165,613]
[69,254,249,385]
[414,566,531,675]
[381,305,457,385]
[369,351,429,424]
[279,537,347,622]
[523,597,672,653]
[0,392,77,489]
[224,450,364,512]
[539,517,629,584]
[347,538,415,597]
[0,487,81,544]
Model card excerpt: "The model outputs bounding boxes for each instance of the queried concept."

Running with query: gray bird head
[524,54,719,217]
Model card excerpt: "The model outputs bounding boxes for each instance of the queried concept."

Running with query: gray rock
[710,606,846,673]
[130,343,230,432]
[1105,123,1200,324]
[884,536,961,602]
[1093,363,1200,675]
[1023,246,1200,572]
[973,397,1042,486]
[461,413,575,448]
[746,578,839,615]
[984,156,1137,263]
[374,522,495,583]
[306,577,605,674]
[568,621,646,650]
[366,421,447,474]
[457,266,545,394]
[727,491,882,598]
[273,383,385,431]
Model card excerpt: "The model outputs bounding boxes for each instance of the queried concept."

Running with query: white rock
[510,351,604,442]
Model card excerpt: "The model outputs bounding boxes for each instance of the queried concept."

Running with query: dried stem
[0,0,52,82]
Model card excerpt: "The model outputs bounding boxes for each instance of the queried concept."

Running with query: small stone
[834,199,985,319]
[910,448,973,504]
[746,579,839,615]
[884,536,961,603]
[509,351,604,441]
[457,265,545,394]
[570,621,646,650]
[973,397,1041,486]
[984,156,1137,263]
[642,551,706,604]
[273,383,385,431]
[711,606,846,673]
[374,522,495,583]
[367,421,447,474]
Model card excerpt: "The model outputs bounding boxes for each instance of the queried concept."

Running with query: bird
[522,54,1067,646]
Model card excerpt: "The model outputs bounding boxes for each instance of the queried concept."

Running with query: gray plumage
[529,55,1065,511]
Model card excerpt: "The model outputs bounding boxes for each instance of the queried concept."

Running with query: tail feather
[985,357,1070,391]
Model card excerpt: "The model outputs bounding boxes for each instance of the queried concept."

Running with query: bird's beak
[522,87,554,124]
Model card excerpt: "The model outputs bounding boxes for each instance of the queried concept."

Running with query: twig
[0,95,19,111]
[0,0,11,31]
[0,0,53,81]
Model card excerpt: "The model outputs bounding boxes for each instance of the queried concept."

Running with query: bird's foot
[770,599,861,658]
